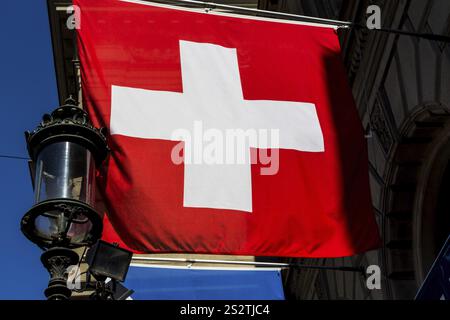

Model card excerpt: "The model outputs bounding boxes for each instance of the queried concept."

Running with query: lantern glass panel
[34,141,96,205]
[34,209,93,244]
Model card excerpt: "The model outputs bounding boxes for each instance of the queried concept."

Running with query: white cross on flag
[75,0,380,257]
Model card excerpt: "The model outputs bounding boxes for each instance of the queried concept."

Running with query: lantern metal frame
[21,198,103,249]
[40,247,80,300]
[25,99,108,168]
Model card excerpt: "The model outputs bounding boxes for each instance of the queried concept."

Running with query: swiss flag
[75,0,380,257]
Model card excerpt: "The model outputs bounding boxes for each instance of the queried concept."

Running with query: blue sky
[0,0,59,299]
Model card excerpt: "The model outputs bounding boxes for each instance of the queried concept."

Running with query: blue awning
[415,234,450,300]
[124,264,285,300]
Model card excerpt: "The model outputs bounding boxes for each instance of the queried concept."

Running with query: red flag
[75,0,380,257]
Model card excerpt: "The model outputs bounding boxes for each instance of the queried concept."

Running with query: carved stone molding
[370,95,395,155]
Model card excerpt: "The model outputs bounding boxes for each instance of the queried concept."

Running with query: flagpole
[131,256,366,274]
[127,0,450,42]
[125,0,353,27]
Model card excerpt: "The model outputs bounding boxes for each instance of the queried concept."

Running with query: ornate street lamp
[22,98,108,300]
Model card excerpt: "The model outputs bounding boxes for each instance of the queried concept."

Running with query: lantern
[21,98,108,299]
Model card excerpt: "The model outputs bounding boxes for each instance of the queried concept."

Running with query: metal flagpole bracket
[202,1,215,13]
